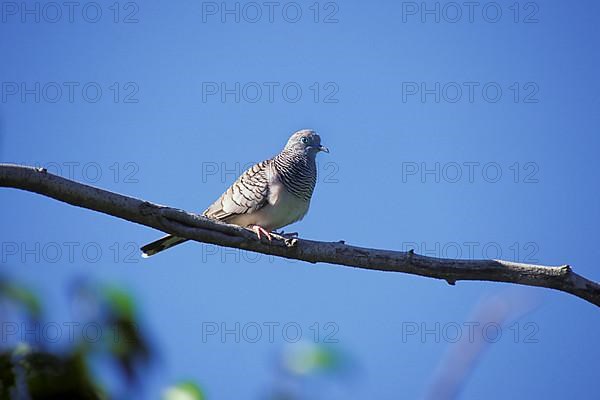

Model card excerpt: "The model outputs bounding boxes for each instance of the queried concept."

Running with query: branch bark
[2,163,599,308]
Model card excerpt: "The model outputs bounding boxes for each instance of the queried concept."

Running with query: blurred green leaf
[16,347,106,399]
[162,381,205,400]
[101,286,136,319]
[282,342,343,376]
[0,281,42,318]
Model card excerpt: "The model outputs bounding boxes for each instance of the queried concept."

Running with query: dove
[141,129,329,257]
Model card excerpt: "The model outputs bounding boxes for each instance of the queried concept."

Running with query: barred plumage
[273,149,317,202]
[141,129,328,257]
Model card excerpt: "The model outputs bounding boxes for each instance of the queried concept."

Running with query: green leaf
[162,381,205,400]
[0,282,42,318]
[102,286,136,318]
[282,342,342,375]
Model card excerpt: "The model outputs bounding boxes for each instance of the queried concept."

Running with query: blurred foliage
[0,278,42,319]
[264,342,357,400]
[0,276,158,399]
[0,276,354,399]
[281,342,344,376]
[12,344,105,399]
[0,351,15,398]
[86,284,152,384]
[162,381,205,400]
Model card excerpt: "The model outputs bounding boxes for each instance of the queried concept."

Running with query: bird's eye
[300,137,309,144]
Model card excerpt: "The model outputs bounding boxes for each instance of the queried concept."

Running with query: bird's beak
[318,145,330,153]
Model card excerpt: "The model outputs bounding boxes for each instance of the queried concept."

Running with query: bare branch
[2,163,599,308]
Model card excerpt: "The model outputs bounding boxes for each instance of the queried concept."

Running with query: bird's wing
[203,159,272,221]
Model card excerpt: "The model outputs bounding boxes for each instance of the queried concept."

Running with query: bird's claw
[250,225,272,241]
[274,230,298,238]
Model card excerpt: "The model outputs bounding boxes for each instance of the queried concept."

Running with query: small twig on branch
[1,163,599,308]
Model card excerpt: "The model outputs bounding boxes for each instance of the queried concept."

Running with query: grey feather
[203,159,271,221]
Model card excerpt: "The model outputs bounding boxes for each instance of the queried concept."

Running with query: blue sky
[1,1,600,398]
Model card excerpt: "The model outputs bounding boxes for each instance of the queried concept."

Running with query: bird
[140,129,329,257]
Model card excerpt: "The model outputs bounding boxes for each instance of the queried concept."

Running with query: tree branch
[2,163,599,308]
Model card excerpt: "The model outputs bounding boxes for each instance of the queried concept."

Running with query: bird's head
[285,129,329,156]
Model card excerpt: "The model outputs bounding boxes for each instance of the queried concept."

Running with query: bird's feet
[250,225,272,241]
[273,230,299,239]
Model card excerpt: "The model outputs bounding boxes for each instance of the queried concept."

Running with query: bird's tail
[140,235,188,258]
